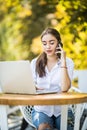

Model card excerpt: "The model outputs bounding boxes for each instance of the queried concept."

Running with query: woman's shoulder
[66,57,73,62]
[66,57,74,66]
[31,57,37,62]
[30,57,37,66]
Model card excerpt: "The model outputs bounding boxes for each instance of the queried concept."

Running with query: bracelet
[61,66,67,69]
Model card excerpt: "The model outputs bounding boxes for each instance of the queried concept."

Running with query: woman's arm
[60,48,73,92]
[61,62,71,92]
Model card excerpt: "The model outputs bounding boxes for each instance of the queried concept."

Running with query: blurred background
[0,0,87,69]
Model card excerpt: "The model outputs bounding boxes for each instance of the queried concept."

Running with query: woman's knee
[38,123,52,130]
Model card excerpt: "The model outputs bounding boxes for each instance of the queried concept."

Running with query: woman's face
[41,34,58,57]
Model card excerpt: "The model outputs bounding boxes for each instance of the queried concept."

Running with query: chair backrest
[72,70,87,130]
[73,70,87,93]
[19,105,36,128]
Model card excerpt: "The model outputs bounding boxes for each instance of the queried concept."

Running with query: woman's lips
[46,50,52,53]
[46,50,52,54]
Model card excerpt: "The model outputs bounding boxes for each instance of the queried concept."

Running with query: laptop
[0,60,57,94]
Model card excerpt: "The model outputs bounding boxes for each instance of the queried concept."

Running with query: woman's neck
[47,55,58,62]
[46,56,58,72]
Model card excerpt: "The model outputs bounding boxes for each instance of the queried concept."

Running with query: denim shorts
[32,109,74,130]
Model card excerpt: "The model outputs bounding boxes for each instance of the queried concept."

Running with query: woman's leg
[55,115,61,130]
[32,109,53,130]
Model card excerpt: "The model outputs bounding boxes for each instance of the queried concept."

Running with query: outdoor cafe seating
[0,70,87,130]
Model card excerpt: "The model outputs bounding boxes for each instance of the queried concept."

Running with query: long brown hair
[36,28,63,77]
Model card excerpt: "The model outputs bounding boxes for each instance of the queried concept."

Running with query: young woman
[31,28,74,130]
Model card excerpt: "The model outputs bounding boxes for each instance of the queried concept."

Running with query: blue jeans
[32,109,74,130]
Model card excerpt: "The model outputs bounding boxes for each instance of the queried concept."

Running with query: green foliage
[0,0,87,69]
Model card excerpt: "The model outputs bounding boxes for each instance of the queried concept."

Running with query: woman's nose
[46,44,50,49]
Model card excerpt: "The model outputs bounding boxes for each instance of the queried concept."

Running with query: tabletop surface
[0,92,87,105]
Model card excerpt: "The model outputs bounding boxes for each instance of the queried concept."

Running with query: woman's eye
[50,42,54,45]
[42,42,47,46]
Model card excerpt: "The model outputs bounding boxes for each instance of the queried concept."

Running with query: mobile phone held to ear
[55,44,62,59]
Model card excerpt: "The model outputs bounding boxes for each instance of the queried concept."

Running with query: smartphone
[56,44,62,59]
